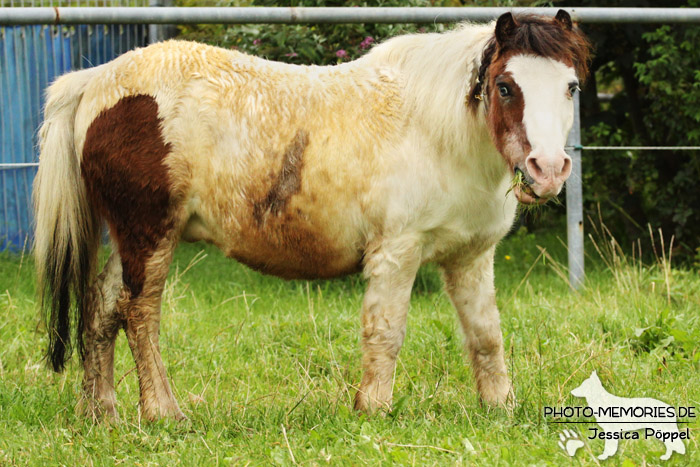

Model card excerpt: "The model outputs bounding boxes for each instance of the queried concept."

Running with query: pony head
[472,10,591,204]
[571,370,603,398]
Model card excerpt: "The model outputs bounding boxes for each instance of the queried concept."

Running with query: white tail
[33,68,101,372]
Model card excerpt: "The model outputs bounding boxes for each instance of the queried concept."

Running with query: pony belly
[183,206,363,280]
[224,216,363,280]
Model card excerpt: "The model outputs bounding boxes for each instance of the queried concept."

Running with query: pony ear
[555,9,573,31]
[495,12,517,45]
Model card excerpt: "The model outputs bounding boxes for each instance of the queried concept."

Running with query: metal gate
[0,1,148,251]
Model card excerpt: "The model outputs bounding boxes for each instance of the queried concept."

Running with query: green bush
[178,0,450,64]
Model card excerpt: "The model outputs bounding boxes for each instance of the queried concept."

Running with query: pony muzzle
[518,151,571,202]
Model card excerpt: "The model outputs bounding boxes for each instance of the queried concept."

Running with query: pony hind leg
[79,252,124,420]
[121,235,185,421]
[80,93,185,420]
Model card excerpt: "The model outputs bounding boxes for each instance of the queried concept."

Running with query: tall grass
[0,222,697,465]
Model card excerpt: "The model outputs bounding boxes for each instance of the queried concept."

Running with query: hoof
[479,381,515,415]
[76,396,120,422]
[139,404,187,422]
[353,390,390,415]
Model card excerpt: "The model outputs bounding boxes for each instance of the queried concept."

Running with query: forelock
[482,14,592,82]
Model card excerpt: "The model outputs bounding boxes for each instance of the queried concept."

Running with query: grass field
[0,222,698,465]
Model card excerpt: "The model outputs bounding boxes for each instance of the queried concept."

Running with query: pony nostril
[526,157,544,180]
[561,157,572,178]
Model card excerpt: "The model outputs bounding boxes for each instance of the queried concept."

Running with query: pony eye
[498,84,511,97]
[568,83,580,95]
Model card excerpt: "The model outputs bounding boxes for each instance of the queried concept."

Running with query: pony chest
[421,180,517,262]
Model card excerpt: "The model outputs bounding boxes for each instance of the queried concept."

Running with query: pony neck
[364,23,503,172]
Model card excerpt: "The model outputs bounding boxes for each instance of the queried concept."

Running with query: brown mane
[471,13,592,105]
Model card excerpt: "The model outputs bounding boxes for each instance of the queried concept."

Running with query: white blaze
[506,55,577,159]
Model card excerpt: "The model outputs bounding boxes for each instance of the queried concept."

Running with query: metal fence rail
[2,7,700,25]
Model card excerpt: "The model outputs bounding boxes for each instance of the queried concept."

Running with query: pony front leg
[122,242,185,421]
[79,252,124,420]
[354,237,421,413]
[441,247,512,408]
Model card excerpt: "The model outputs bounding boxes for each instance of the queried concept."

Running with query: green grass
[0,224,698,465]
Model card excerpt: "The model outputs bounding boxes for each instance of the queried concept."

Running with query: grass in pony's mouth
[506,169,561,212]
[506,168,525,198]
[519,179,539,199]
[507,169,539,202]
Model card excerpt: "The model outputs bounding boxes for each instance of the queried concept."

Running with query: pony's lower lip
[513,185,548,205]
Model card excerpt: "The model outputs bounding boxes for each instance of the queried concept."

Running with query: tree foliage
[557,0,700,259]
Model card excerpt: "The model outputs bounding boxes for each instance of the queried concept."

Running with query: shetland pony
[34,11,590,420]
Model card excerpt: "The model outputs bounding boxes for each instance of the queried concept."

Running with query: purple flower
[335,49,348,58]
[359,36,374,50]
[285,52,298,58]
[253,39,261,46]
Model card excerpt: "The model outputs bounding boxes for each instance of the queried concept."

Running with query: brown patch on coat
[82,94,174,297]
[253,130,308,224]
[485,53,530,170]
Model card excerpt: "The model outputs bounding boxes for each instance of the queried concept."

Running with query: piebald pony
[34,11,590,420]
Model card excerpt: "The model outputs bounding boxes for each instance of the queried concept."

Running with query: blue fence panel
[0,23,147,252]
[0,25,71,251]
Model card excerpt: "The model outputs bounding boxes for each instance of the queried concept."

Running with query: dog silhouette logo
[570,371,687,461]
